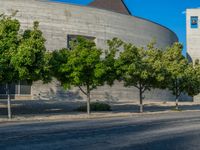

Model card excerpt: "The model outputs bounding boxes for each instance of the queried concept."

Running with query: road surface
[0,111,200,150]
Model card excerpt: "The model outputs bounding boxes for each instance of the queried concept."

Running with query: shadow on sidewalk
[0,100,200,117]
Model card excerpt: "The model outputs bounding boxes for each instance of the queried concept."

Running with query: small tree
[0,15,20,119]
[162,43,191,109]
[116,42,164,113]
[52,37,106,115]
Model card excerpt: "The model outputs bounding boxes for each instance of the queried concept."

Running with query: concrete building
[0,0,180,101]
[187,9,200,63]
[187,9,200,101]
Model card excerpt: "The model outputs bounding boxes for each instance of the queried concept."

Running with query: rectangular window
[191,16,198,28]
[0,81,31,95]
[19,80,31,95]
[67,35,95,49]
[0,84,16,94]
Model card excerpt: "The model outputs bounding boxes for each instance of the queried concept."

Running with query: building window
[19,81,31,95]
[191,16,198,28]
[0,81,31,95]
[67,35,95,49]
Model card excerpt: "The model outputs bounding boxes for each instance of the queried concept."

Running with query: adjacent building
[187,9,200,101]
[0,0,181,101]
[187,9,200,63]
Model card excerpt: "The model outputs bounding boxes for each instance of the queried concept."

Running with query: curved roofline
[88,7,178,41]
[44,0,178,41]
[134,15,179,41]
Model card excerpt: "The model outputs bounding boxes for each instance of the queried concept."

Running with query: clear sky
[50,0,200,55]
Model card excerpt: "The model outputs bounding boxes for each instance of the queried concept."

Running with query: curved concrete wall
[0,0,184,102]
[0,0,178,50]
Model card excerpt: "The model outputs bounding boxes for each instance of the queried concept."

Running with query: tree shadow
[33,88,83,101]
[111,102,173,113]
[0,100,200,117]
[111,102,200,113]
[0,100,85,116]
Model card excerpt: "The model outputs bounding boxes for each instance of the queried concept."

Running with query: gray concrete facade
[0,0,181,101]
[187,9,200,101]
[187,9,200,62]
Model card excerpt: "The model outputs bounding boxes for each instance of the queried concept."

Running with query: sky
[51,0,200,55]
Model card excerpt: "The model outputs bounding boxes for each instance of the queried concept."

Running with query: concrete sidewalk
[0,99,200,123]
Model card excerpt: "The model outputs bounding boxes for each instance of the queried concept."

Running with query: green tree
[0,15,20,119]
[185,63,200,98]
[162,43,191,109]
[52,37,106,115]
[116,42,164,113]
[103,38,123,85]
[50,48,70,87]
[11,21,50,83]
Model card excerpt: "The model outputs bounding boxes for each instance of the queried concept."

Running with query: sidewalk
[0,100,200,123]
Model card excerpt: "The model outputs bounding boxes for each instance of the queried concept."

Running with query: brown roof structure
[88,0,132,15]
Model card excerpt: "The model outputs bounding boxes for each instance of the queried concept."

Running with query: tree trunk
[86,84,91,115]
[175,80,179,110]
[175,96,179,110]
[139,87,143,113]
[6,84,12,119]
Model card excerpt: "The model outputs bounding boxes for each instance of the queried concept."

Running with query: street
[0,111,200,150]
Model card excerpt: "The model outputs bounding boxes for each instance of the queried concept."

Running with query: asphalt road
[0,112,200,150]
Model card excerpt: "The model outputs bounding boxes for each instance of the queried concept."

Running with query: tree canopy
[115,41,165,112]
[162,43,191,109]
[11,21,50,83]
[51,37,106,114]
[0,15,20,84]
[0,15,50,118]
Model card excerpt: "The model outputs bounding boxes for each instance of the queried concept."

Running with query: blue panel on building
[191,16,198,28]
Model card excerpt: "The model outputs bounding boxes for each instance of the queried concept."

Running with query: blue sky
[51,0,200,55]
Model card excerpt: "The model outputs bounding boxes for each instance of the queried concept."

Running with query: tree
[50,48,70,88]
[52,37,106,115]
[185,63,200,98]
[116,41,164,113]
[162,43,191,109]
[11,21,50,83]
[0,15,20,119]
[10,21,50,117]
[103,38,123,85]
